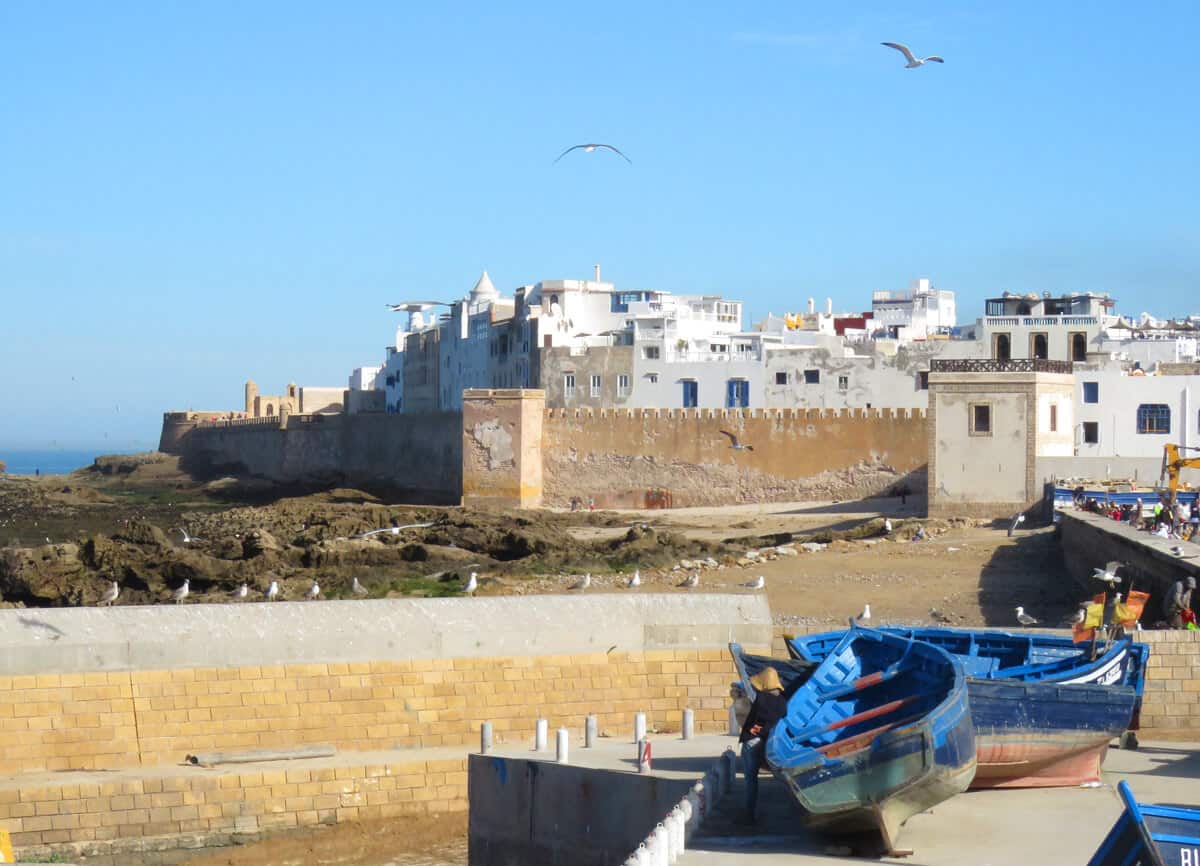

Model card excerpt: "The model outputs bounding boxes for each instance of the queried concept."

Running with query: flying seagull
[627,570,641,588]
[1015,606,1038,626]
[352,576,369,596]
[718,430,754,451]
[266,580,280,601]
[98,581,120,606]
[741,576,765,590]
[553,143,632,165]
[233,583,249,600]
[356,522,436,540]
[305,581,320,600]
[176,527,199,544]
[678,572,699,589]
[171,580,189,604]
[1093,562,1123,586]
[881,42,944,68]
[570,573,592,591]
[463,572,478,595]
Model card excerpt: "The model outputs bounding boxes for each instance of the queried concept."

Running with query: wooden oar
[785,695,920,744]
[816,711,927,758]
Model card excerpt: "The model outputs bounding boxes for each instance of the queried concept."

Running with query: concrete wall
[468,755,695,866]
[0,594,772,773]
[170,411,463,502]
[1035,456,1167,488]
[542,406,927,508]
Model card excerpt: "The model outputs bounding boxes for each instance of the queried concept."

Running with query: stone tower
[244,380,258,415]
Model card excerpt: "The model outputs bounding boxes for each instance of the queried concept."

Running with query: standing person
[1131,497,1144,527]
[1189,500,1200,541]
[738,668,788,825]
[1164,576,1196,629]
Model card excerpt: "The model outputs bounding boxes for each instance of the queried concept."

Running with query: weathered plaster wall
[174,412,462,502]
[541,407,927,508]
[462,389,544,508]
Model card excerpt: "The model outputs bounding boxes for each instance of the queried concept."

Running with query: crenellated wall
[541,406,928,508]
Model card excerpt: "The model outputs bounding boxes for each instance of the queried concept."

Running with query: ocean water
[0,449,136,476]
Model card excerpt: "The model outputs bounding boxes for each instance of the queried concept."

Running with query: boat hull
[965,677,1137,788]
[1088,780,1200,866]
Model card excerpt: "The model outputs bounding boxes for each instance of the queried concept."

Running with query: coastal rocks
[115,520,168,548]
[0,543,89,605]
[242,529,283,558]
[800,542,827,553]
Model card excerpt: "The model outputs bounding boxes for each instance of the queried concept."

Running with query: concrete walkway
[679,741,1200,865]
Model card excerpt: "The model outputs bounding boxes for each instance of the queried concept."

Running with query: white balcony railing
[983,315,1099,327]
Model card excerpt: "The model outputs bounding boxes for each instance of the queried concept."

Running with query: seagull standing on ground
[718,430,754,451]
[463,572,478,595]
[553,143,632,164]
[98,581,120,606]
[171,580,189,604]
[570,573,591,591]
[233,583,248,600]
[883,518,892,534]
[854,603,872,625]
[352,576,369,596]
[881,42,944,68]
[679,572,700,589]
[741,576,765,590]
[627,570,641,588]
[266,580,279,601]
[1015,606,1038,626]
[305,581,320,600]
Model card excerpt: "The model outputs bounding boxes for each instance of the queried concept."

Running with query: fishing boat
[1088,780,1200,866]
[742,626,975,853]
[787,628,1149,788]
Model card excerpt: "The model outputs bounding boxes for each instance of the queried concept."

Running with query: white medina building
[964,291,1118,363]
[1073,364,1200,458]
[871,278,957,340]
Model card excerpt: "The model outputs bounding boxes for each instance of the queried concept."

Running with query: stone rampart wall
[542,406,928,508]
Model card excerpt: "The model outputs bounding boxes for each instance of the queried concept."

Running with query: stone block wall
[1139,629,1200,732]
[541,406,927,508]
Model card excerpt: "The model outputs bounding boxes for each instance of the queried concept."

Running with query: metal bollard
[637,738,652,773]
[669,806,686,859]
[535,718,548,752]
[635,842,650,866]
[480,721,493,754]
[681,708,694,740]
[634,712,647,744]
[650,824,669,866]
[556,728,569,764]
[585,714,598,748]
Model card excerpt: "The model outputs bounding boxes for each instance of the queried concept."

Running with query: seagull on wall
[678,572,700,589]
[1015,606,1038,626]
[171,580,189,604]
[306,580,320,600]
[881,42,944,68]
[232,583,249,600]
[719,430,754,451]
[553,143,632,165]
[352,576,369,596]
[463,572,478,595]
[266,580,280,601]
[627,570,642,588]
[570,573,591,591]
[741,576,765,591]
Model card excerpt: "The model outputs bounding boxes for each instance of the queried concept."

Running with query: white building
[1073,366,1199,458]
[966,291,1118,363]
[871,278,956,341]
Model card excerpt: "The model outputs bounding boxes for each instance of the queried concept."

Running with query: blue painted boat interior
[1053,487,1199,508]
[1087,781,1200,866]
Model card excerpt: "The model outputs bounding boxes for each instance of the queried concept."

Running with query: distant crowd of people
[1073,488,1200,541]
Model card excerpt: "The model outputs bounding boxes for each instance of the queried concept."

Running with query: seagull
[854,603,872,625]
[356,522,436,540]
[305,581,320,600]
[883,518,892,534]
[1071,607,1087,626]
[553,143,632,165]
[570,573,591,591]
[679,572,700,589]
[176,527,199,544]
[1015,606,1038,626]
[233,583,248,599]
[627,570,641,588]
[1093,563,1123,585]
[929,607,951,624]
[352,577,369,596]
[98,581,120,606]
[718,430,754,451]
[171,580,189,604]
[881,42,944,69]
[1171,545,1185,557]
[266,580,279,601]
[463,572,478,595]
[741,576,765,590]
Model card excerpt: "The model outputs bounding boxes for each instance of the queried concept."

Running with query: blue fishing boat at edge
[743,625,976,853]
[787,627,1149,788]
[1088,780,1200,866]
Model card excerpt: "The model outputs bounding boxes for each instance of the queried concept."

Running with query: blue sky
[2,1,1198,450]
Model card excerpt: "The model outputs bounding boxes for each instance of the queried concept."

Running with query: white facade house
[966,291,1118,363]
[871,278,957,341]
[1073,367,1199,458]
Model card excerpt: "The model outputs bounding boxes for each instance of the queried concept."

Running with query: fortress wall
[541,406,928,508]
[0,595,771,775]
[170,411,463,502]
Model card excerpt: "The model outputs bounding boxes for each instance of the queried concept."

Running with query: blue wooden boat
[752,626,976,852]
[787,628,1149,788]
[1088,780,1200,866]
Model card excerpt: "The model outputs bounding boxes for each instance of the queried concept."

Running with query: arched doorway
[265,403,275,416]
[1031,333,1048,360]
[1071,332,1087,362]
[993,333,1011,361]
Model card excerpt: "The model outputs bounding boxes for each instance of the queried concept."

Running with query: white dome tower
[469,270,499,305]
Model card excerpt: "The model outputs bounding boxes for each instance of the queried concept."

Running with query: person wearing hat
[1165,576,1197,629]
[737,667,788,824]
